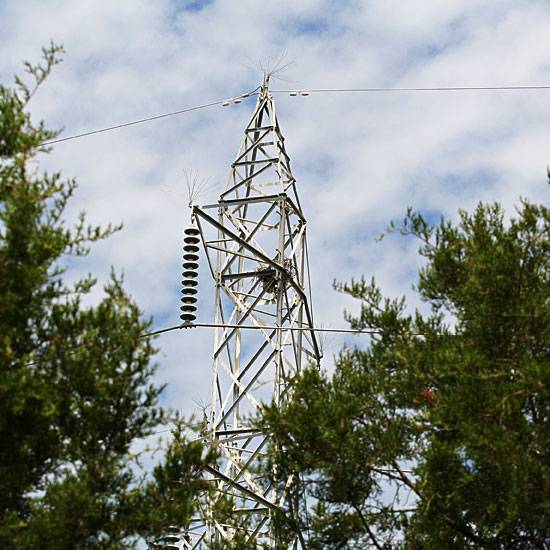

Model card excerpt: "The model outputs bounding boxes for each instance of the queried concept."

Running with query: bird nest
[254,259,294,295]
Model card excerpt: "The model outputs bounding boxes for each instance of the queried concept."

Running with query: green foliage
[0,44,211,548]
[261,195,550,548]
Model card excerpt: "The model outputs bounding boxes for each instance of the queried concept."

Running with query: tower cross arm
[192,205,321,362]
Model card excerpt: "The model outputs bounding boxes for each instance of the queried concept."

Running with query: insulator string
[180,225,200,323]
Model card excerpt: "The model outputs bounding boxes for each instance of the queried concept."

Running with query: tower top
[219,73,302,213]
[261,72,270,97]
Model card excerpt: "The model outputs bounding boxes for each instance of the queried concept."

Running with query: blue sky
[2,0,550,465]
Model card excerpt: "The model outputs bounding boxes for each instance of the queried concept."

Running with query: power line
[41,91,258,146]
[39,84,550,147]
[273,85,550,94]
[141,321,432,338]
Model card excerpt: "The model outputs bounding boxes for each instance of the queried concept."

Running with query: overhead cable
[40,84,550,146]
[41,91,258,146]
[141,322,432,338]
[273,85,550,95]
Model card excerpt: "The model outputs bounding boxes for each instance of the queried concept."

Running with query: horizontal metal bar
[200,192,285,209]
[232,158,277,167]
[221,270,264,281]
[244,125,274,133]
[215,428,259,436]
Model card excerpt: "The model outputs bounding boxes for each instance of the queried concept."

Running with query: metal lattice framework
[182,75,321,548]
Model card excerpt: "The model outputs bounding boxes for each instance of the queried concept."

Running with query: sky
[2,0,550,437]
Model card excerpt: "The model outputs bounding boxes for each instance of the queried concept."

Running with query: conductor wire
[141,322,426,338]
[41,91,259,146]
[272,85,550,94]
[39,85,550,146]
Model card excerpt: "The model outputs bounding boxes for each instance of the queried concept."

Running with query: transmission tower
[179,74,320,548]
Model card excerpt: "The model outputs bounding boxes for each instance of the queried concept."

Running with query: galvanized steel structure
[184,74,321,548]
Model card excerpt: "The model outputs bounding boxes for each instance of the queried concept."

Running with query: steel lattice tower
[182,75,320,548]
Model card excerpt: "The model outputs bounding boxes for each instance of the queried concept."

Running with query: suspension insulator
[183,252,199,262]
[183,236,199,247]
[159,526,181,548]
[183,243,199,254]
[183,260,199,270]
[181,285,198,295]
[184,225,200,237]
[183,227,200,245]
[180,224,200,322]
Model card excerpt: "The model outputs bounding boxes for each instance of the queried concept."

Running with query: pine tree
[261,194,550,549]
[0,43,211,549]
